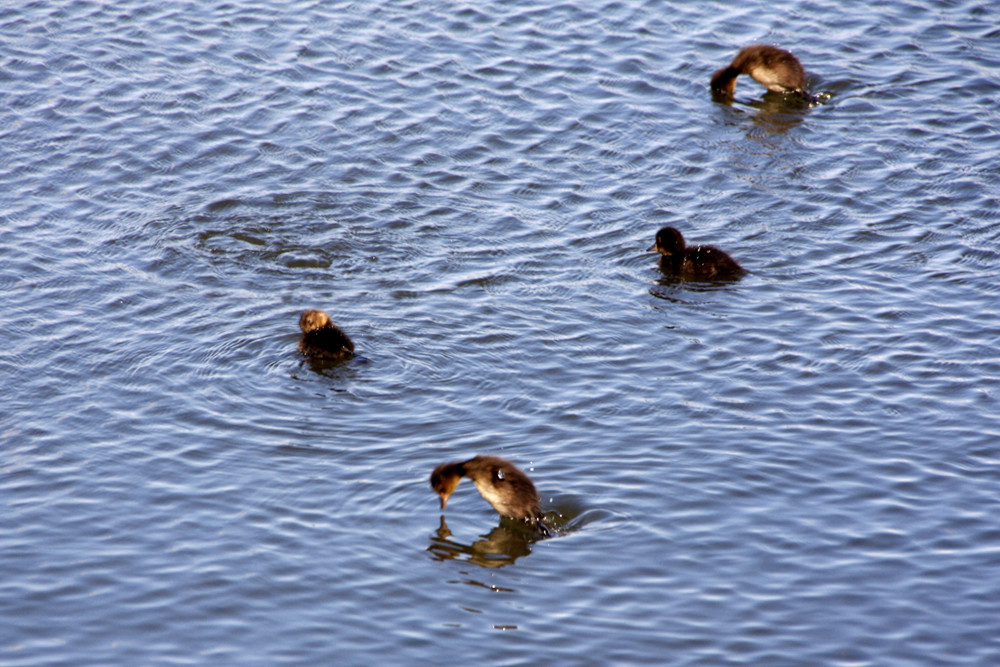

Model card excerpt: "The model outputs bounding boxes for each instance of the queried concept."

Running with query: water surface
[3,0,1000,664]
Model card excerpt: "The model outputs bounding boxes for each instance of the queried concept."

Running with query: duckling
[711,44,808,98]
[647,226,746,281]
[297,309,354,361]
[430,455,548,531]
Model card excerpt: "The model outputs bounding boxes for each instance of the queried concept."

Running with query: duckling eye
[495,468,506,482]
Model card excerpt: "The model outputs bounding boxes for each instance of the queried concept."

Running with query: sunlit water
[3,0,1000,664]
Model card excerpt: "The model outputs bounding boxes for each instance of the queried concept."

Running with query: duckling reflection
[647,226,746,282]
[711,44,810,101]
[430,455,552,536]
[427,516,534,569]
[743,102,808,134]
[297,309,354,361]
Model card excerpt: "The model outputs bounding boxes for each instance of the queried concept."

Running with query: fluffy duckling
[297,309,354,361]
[648,226,746,281]
[430,455,548,531]
[711,44,808,98]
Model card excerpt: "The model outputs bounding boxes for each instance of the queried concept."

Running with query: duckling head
[430,461,464,510]
[299,309,332,333]
[710,66,739,97]
[647,226,686,256]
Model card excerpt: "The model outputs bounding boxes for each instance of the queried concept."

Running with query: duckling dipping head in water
[648,226,746,282]
[430,455,549,532]
[711,44,808,99]
[297,309,354,361]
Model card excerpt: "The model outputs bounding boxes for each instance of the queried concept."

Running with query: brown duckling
[711,44,808,98]
[297,309,354,361]
[648,226,746,281]
[430,455,548,531]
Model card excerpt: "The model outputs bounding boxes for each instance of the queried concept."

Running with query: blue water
[3,0,1000,664]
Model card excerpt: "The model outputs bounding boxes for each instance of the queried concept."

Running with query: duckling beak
[647,243,657,252]
[439,493,450,510]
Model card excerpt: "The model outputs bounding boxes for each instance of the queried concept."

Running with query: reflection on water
[290,350,372,385]
[712,89,835,134]
[427,499,589,569]
[648,279,741,305]
[428,516,537,568]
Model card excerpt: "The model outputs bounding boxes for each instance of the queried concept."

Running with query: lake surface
[3,0,1000,664]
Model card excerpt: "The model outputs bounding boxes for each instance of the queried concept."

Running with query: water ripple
[3,0,1000,663]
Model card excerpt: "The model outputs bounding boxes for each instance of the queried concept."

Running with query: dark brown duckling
[647,226,746,281]
[297,309,354,361]
[430,455,548,531]
[711,44,808,98]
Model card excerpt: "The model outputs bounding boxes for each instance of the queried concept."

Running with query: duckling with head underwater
[648,226,746,281]
[711,44,808,99]
[297,309,354,361]
[430,455,550,533]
